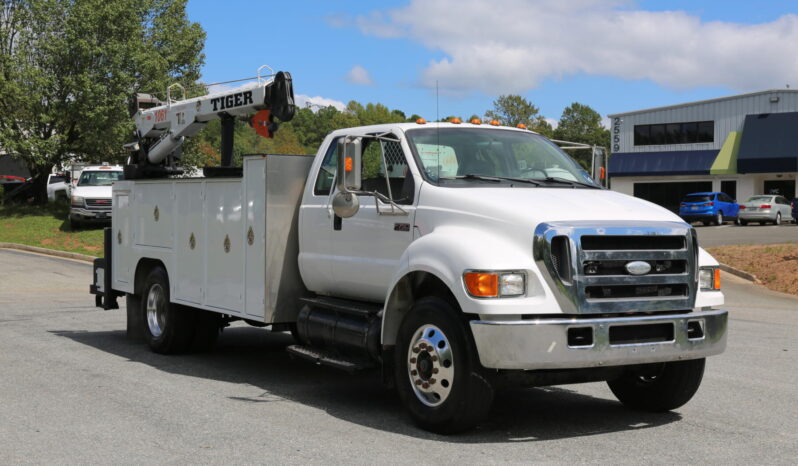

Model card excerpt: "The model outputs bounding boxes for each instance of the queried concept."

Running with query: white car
[69,164,124,228]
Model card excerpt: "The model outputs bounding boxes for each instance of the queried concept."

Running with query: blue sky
[187,0,798,126]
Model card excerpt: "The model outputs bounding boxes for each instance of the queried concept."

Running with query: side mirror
[336,137,362,193]
[332,191,360,218]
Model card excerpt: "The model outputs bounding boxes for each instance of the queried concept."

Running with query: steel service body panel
[110,154,312,323]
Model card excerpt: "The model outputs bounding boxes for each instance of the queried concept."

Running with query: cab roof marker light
[489,120,500,126]
[416,118,427,124]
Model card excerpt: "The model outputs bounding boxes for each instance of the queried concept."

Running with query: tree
[0,0,205,201]
[553,102,610,169]
[484,95,541,127]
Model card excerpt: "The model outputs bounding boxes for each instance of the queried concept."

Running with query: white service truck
[91,68,727,433]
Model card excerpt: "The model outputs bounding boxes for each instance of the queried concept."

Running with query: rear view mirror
[336,137,362,193]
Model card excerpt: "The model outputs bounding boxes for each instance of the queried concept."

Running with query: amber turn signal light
[464,272,498,297]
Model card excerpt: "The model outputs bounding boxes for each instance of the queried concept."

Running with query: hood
[419,185,683,226]
[72,185,113,198]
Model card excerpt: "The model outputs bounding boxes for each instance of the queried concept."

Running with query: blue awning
[737,112,798,173]
[608,150,718,177]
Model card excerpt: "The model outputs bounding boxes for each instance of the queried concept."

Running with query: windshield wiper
[539,176,601,189]
[439,174,544,186]
[439,174,502,182]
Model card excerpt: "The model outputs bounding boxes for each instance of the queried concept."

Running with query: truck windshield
[78,171,124,186]
[405,127,599,188]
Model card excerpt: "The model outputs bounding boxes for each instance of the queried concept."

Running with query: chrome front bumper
[470,309,727,370]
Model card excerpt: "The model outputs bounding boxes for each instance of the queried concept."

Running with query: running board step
[300,296,382,319]
[286,345,377,373]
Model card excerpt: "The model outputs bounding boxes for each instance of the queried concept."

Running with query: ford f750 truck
[91,68,727,433]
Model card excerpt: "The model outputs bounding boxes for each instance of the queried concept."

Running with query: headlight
[699,267,721,291]
[71,195,84,207]
[463,270,526,298]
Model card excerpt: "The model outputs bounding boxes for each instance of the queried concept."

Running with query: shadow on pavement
[51,326,681,442]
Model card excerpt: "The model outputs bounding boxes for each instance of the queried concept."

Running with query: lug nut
[410,358,416,364]
[432,368,439,374]
[429,378,436,384]
[431,355,438,362]
[422,383,429,389]
[411,370,417,376]
[412,347,420,354]
[415,379,422,385]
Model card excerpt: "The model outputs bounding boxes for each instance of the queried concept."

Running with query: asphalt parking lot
[1,248,797,464]
[692,222,796,247]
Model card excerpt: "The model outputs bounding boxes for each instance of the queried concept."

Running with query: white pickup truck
[69,164,124,227]
[91,120,727,433]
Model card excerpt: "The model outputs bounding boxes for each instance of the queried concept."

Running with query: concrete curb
[0,242,96,263]
[719,263,761,284]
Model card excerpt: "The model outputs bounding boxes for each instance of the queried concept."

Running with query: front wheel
[608,358,705,412]
[394,297,493,434]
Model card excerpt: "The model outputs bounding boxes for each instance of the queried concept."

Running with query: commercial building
[608,90,798,211]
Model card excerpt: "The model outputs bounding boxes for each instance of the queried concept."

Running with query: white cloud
[545,117,559,129]
[345,65,375,86]
[295,94,347,112]
[355,0,798,94]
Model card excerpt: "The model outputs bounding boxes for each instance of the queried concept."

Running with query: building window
[634,121,714,146]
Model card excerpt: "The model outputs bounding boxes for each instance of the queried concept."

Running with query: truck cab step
[286,345,377,373]
[300,296,382,319]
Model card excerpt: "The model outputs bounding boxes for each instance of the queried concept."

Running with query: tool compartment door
[204,180,244,313]
[174,181,204,304]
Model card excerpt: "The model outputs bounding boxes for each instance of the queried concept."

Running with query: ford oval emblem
[625,261,651,275]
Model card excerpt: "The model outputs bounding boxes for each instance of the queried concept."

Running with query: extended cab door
[329,134,417,302]
[298,137,341,296]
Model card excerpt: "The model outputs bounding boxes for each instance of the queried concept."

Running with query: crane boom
[127,69,294,172]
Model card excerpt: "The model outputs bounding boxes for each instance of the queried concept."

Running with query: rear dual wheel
[394,297,494,434]
[138,266,220,354]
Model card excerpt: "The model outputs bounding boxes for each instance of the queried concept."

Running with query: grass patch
[0,203,104,256]
[707,243,798,296]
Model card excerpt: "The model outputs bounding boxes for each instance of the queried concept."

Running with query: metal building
[607,90,798,211]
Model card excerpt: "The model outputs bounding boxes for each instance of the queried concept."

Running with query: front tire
[608,358,705,412]
[739,219,748,226]
[394,297,493,434]
[141,266,195,354]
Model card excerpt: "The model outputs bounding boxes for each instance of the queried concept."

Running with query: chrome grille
[85,198,112,211]
[534,221,698,314]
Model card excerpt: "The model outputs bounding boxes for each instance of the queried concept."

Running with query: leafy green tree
[0,0,205,201]
[553,102,610,168]
[485,95,541,127]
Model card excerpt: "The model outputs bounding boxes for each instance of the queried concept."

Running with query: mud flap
[89,227,120,310]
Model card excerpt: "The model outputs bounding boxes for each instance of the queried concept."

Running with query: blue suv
[679,192,740,226]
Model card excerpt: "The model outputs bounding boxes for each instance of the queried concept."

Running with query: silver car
[738,195,794,225]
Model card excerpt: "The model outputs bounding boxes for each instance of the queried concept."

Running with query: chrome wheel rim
[407,324,454,407]
[776,213,781,225]
[716,213,722,224]
[146,283,166,338]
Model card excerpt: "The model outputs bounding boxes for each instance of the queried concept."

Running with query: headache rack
[534,221,698,314]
